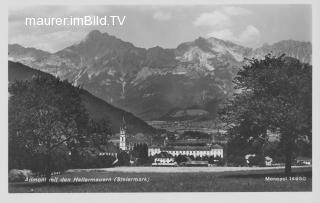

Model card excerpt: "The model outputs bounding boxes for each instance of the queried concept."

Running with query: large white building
[148,144,223,158]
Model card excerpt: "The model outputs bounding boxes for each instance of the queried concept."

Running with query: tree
[195,156,202,161]
[227,155,246,166]
[87,119,112,149]
[248,155,265,167]
[131,143,149,165]
[9,75,89,183]
[222,55,312,175]
[175,155,188,165]
[213,156,225,166]
[117,151,130,166]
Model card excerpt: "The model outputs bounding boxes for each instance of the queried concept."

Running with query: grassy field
[9,167,312,192]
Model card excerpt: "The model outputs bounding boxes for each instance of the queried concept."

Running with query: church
[108,117,146,152]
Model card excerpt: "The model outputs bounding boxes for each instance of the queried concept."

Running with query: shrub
[9,169,32,182]
[117,151,130,166]
[248,155,265,167]
[175,155,188,164]
[228,155,246,166]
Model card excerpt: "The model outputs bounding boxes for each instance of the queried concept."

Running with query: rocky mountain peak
[84,29,104,41]
[8,31,312,120]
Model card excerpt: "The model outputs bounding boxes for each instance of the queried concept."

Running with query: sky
[8,5,312,53]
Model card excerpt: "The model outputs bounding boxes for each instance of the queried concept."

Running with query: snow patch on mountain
[176,47,216,71]
[118,75,127,99]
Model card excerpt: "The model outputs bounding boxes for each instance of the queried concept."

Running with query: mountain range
[8,30,312,120]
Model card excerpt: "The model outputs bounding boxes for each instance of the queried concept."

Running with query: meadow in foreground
[9,167,312,192]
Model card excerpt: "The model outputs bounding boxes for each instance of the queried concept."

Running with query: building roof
[166,139,210,146]
[150,144,223,151]
[211,144,223,149]
[149,145,161,149]
[162,146,212,151]
[154,152,173,158]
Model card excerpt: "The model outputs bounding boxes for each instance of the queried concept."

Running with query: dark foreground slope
[8,61,158,136]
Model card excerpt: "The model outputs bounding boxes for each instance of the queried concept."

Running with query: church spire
[119,114,126,151]
[120,115,126,130]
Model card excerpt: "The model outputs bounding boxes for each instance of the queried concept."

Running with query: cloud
[193,11,231,28]
[207,25,261,47]
[193,7,252,28]
[222,6,252,16]
[194,7,258,47]
[153,11,172,21]
[238,25,261,45]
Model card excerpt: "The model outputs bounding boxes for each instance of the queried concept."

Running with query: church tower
[119,116,126,150]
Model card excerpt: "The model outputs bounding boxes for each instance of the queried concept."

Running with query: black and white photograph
[3,0,320,200]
